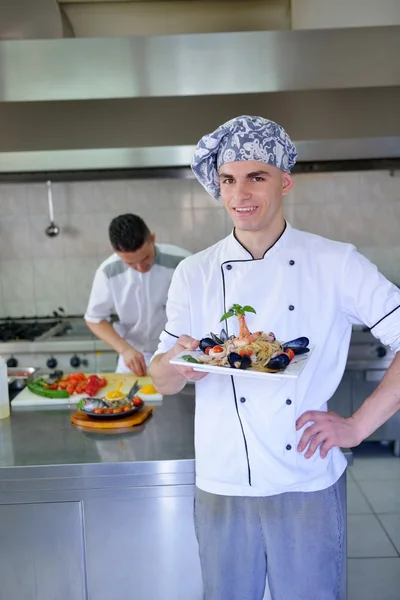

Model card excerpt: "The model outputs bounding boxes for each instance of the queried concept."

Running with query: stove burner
[0,320,62,342]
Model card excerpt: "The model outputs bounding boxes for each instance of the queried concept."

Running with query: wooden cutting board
[71,405,153,429]
[13,374,162,407]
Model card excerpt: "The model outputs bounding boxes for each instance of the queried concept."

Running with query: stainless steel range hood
[0,25,399,172]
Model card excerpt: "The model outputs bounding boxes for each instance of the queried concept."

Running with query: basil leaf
[220,311,234,322]
[182,355,200,364]
[243,305,256,314]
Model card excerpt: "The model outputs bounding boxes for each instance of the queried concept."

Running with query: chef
[85,213,190,375]
[149,116,400,600]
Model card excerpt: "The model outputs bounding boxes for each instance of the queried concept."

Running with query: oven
[328,325,400,456]
[0,317,118,375]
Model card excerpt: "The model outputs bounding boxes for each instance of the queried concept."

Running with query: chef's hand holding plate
[296,410,362,459]
[121,346,147,377]
[169,335,209,382]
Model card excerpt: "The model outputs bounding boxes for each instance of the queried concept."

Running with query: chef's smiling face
[116,234,156,273]
[219,160,293,234]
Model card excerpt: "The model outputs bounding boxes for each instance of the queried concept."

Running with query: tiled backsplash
[0,170,398,317]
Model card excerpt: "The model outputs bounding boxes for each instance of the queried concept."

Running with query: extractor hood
[0,25,399,172]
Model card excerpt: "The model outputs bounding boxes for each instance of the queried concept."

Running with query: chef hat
[191,115,298,200]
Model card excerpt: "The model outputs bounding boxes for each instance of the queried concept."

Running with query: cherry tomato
[212,346,224,353]
[94,408,104,414]
[133,396,143,407]
[113,408,123,414]
[239,349,253,357]
[66,384,76,395]
[285,349,295,361]
[45,382,59,390]
[204,347,211,355]
[106,408,114,414]
[123,405,131,412]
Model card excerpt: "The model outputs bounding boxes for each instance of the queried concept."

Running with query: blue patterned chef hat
[191,115,298,200]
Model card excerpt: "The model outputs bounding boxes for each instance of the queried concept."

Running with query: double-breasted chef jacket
[153,223,400,497]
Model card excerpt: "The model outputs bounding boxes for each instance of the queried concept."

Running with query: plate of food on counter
[170,303,313,380]
[77,381,144,420]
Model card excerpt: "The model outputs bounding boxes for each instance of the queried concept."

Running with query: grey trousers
[194,474,346,600]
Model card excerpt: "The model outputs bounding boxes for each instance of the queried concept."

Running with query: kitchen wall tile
[359,170,400,204]
[127,179,192,211]
[0,184,28,216]
[192,208,227,253]
[191,180,221,209]
[63,181,119,215]
[292,171,360,205]
[96,180,130,213]
[0,260,35,306]
[0,215,31,260]
[32,259,67,315]
[92,213,116,258]
[357,246,400,284]
[356,201,399,246]
[2,300,37,318]
[144,208,194,251]
[26,182,69,216]
[28,214,65,259]
[0,172,399,317]
[64,258,98,315]
[61,213,99,258]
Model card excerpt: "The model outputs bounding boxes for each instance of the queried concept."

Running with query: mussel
[199,337,217,353]
[266,353,291,371]
[282,336,310,355]
[228,352,252,370]
[210,328,229,345]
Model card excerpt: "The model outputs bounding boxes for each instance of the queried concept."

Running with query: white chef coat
[85,243,191,370]
[153,223,400,497]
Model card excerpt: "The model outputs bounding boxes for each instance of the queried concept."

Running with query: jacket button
[288,305,295,311]
[286,444,292,451]
[226,264,232,270]
[289,260,295,266]
[240,397,246,403]
[286,399,292,405]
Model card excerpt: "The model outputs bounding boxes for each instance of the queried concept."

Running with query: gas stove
[0,318,70,343]
[0,318,117,374]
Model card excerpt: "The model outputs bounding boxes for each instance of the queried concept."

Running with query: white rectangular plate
[170,345,314,380]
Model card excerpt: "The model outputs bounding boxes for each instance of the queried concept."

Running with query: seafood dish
[181,304,311,374]
[77,383,144,419]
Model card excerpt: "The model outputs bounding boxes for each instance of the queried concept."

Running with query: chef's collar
[228,221,292,260]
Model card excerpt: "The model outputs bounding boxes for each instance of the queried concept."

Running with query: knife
[127,381,140,401]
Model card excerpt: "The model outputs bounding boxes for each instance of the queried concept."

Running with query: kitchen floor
[347,443,400,600]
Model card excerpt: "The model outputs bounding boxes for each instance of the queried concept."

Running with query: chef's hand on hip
[122,347,147,377]
[169,335,208,381]
[296,410,362,459]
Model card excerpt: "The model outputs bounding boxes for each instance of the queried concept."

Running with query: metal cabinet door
[0,502,86,600]
[352,370,400,442]
[328,371,353,418]
[84,492,203,600]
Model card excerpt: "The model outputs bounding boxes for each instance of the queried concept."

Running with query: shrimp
[232,314,263,347]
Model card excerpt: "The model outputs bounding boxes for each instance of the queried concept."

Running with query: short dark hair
[109,214,152,252]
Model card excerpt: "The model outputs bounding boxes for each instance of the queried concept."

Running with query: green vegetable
[182,355,200,364]
[220,303,256,322]
[27,381,70,399]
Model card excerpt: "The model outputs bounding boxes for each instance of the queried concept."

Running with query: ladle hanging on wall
[45,180,60,237]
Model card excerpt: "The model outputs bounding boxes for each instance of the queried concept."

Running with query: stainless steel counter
[0,387,353,600]
[3,389,195,469]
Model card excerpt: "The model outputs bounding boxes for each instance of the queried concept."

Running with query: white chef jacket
[153,223,400,497]
[85,243,191,366]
